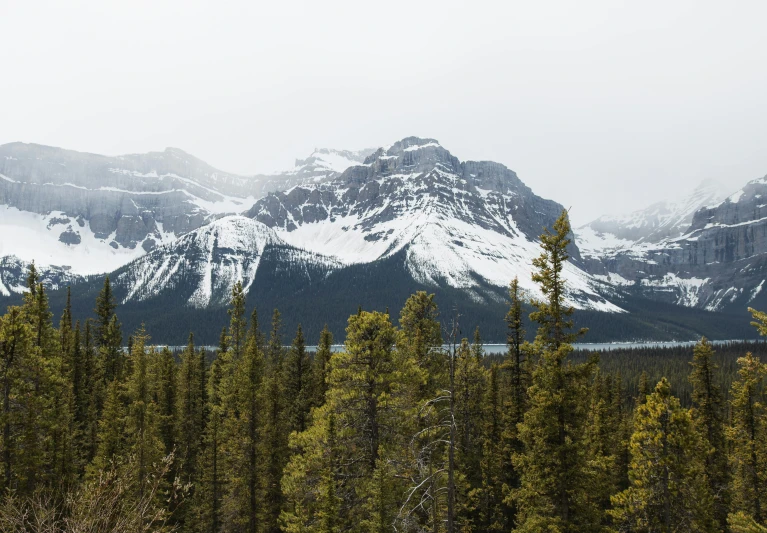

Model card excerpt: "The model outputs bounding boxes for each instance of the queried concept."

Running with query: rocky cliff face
[0,143,369,275]
[252,148,375,195]
[578,177,767,312]
[1,137,618,313]
[245,137,614,310]
[0,143,258,267]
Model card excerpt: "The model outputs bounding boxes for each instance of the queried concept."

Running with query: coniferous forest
[2,210,767,533]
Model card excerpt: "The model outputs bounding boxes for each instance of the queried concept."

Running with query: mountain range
[1,137,761,344]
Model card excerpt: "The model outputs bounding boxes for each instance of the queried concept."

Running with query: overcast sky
[2,0,766,225]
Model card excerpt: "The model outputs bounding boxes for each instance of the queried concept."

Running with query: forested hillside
[1,211,766,532]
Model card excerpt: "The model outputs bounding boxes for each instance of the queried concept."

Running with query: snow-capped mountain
[252,148,375,195]
[0,255,81,298]
[0,143,370,276]
[246,137,618,311]
[579,176,767,312]
[576,179,730,258]
[112,216,339,308]
[0,142,261,274]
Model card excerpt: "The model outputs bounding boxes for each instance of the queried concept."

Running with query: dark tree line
[1,211,766,532]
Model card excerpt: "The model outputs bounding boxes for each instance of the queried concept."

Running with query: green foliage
[512,210,601,533]
[728,352,767,524]
[610,378,716,532]
[7,241,767,532]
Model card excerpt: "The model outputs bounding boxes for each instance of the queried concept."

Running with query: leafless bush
[0,453,184,533]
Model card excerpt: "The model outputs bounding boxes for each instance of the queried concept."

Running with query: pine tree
[397,291,441,399]
[262,308,287,533]
[285,324,311,435]
[478,363,512,532]
[123,327,165,499]
[689,337,729,529]
[728,351,767,524]
[310,325,333,410]
[512,210,600,533]
[176,333,205,488]
[636,370,650,406]
[455,336,487,527]
[95,277,122,383]
[505,276,529,428]
[610,378,716,532]
[221,309,265,533]
[154,346,177,457]
[0,306,35,492]
[91,378,125,474]
[198,355,224,533]
[283,310,405,532]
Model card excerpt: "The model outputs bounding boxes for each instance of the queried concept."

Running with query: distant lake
[154,339,759,354]
[303,339,759,354]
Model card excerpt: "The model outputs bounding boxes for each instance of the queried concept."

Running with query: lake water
[303,339,758,354]
[156,339,758,354]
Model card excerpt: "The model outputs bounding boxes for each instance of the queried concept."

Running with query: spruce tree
[511,210,600,532]
[176,333,205,488]
[262,308,287,533]
[689,337,729,529]
[728,351,767,524]
[91,378,125,474]
[478,363,512,531]
[224,309,265,533]
[310,325,333,410]
[610,378,716,532]
[124,328,165,499]
[397,291,441,399]
[282,310,406,532]
[285,323,311,435]
[0,306,35,492]
[154,346,177,458]
[95,277,122,383]
[505,276,529,428]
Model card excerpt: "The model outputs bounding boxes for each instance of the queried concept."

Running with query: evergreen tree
[637,370,650,406]
[728,351,767,524]
[95,277,122,383]
[689,337,730,529]
[0,306,36,493]
[505,276,529,427]
[610,378,716,532]
[176,333,205,488]
[124,328,165,499]
[478,363,512,531]
[262,308,287,533]
[155,346,177,457]
[198,355,225,533]
[512,210,600,533]
[91,378,125,474]
[310,325,333,410]
[285,324,311,435]
[283,310,406,532]
[397,291,441,399]
[217,308,265,533]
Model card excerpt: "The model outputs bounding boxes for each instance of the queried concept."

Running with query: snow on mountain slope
[252,148,375,194]
[580,175,767,312]
[0,143,377,281]
[0,255,81,297]
[0,205,175,275]
[248,137,621,312]
[577,179,730,258]
[113,216,340,308]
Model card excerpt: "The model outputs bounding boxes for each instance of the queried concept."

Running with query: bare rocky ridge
[0,143,370,273]
[578,177,767,312]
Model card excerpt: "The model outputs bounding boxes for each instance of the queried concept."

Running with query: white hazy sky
[2,0,766,225]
